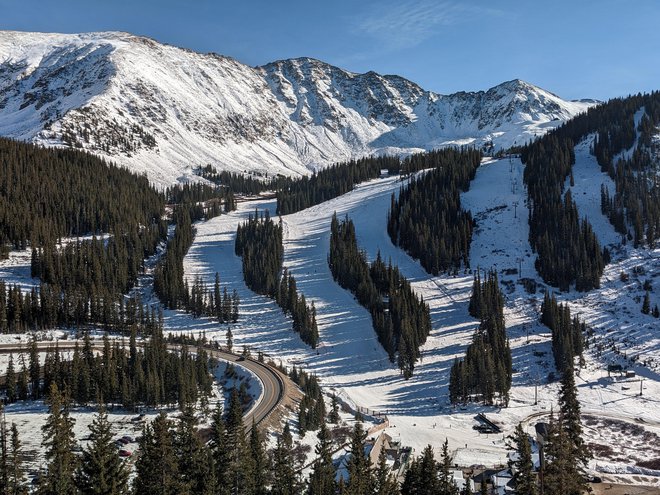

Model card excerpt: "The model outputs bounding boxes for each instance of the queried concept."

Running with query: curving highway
[0,340,286,429]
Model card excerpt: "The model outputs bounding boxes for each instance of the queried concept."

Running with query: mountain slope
[0,31,594,187]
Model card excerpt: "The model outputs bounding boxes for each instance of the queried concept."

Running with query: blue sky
[1,0,658,100]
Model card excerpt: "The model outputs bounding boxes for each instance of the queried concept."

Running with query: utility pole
[640,378,644,396]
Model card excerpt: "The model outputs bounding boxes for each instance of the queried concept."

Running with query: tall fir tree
[307,422,336,495]
[374,447,398,495]
[75,406,129,495]
[271,423,302,495]
[507,424,537,495]
[8,423,27,495]
[39,383,79,495]
[133,413,181,495]
[345,422,374,495]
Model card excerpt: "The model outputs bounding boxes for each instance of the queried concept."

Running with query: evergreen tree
[642,290,651,314]
[75,406,129,495]
[308,422,336,495]
[6,353,16,403]
[134,413,180,495]
[0,405,8,494]
[543,414,587,495]
[558,367,590,470]
[39,383,79,495]
[507,424,537,495]
[249,421,269,495]
[438,439,459,495]
[209,403,230,495]
[176,407,214,495]
[345,422,373,495]
[7,423,27,495]
[225,389,254,495]
[374,447,398,495]
[271,423,302,495]
[328,393,340,424]
[401,445,439,495]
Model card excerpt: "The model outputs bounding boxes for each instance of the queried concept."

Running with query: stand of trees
[594,93,660,249]
[401,440,460,495]
[166,182,236,215]
[329,214,431,378]
[449,270,512,405]
[2,326,214,410]
[387,148,481,275]
[291,368,325,435]
[4,376,400,495]
[0,137,164,251]
[522,135,605,292]
[235,211,319,348]
[197,165,293,196]
[276,156,401,215]
[521,92,660,291]
[0,276,163,334]
[508,366,590,495]
[540,292,586,374]
[154,204,240,324]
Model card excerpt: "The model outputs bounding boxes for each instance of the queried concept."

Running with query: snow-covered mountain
[0,31,595,186]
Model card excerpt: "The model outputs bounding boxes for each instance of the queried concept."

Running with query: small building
[451,470,475,493]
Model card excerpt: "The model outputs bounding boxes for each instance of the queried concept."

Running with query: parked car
[118,449,132,458]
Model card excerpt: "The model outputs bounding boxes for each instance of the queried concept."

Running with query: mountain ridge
[0,30,595,187]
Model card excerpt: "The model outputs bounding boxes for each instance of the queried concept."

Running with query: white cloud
[357,0,505,49]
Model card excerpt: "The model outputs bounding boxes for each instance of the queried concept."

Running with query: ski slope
[180,157,660,483]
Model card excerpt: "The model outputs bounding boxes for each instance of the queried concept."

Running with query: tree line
[540,291,586,374]
[0,137,164,252]
[197,165,292,195]
[329,214,431,378]
[594,92,660,249]
[519,93,660,291]
[449,270,512,405]
[522,135,606,292]
[387,148,482,275]
[235,211,319,348]
[276,156,401,215]
[2,326,214,411]
[1,380,403,495]
[153,203,240,325]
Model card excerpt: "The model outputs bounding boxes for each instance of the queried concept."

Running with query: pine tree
[374,447,398,495]
[7,423,27,495]
[75,406,129,495]
[176,407,214,495]
[328,393,340,424]
[507,424,537,495]
[133,413,181,495]
[271,423,302,495]
[558,367,587,463]
[6,353,16,403]
[345,422,373,495]
[29,337,40,400]
[642,290,651,314]
[438,439,459,495]
[0,405,8,494]
[249,421,269,495]
[39,383,79,495]
[225,389,254,495]
[308,422,336,495]
[209,403,230,495]
[543,414,587,495]
[401,445,439,495]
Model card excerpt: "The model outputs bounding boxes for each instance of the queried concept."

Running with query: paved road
[0,340,285,428]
